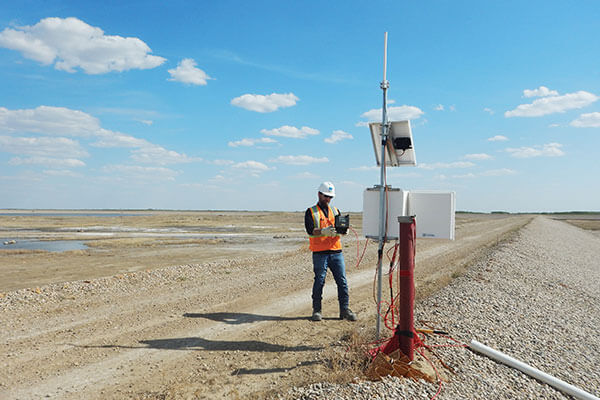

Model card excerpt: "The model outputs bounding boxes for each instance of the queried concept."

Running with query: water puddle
[1,239,88,252]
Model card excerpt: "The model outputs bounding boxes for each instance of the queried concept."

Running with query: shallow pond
[1,239,88,252]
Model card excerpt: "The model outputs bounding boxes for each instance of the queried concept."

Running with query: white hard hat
[318,181,335,197]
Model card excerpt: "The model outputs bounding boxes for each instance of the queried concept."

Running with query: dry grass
[262,327,375,400]
[322,327,374,384]
[0,249,47,255]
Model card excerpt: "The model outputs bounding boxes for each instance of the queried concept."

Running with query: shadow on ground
[139,337,323,352]
[73,337,322,353]
[185,311,341,323]
[184,312,309,324]
[231,360,320,376]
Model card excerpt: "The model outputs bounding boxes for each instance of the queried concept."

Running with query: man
[305,181,357,322]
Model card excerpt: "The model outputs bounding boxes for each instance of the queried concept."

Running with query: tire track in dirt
[1,215,531,399]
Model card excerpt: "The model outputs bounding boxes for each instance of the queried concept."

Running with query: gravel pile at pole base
[282,216,600,399]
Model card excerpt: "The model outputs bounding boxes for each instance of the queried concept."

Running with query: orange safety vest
[308,204,342,252]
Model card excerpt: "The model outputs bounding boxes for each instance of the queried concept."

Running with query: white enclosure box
[362,187,455,240]
[408,191,455,240]
[362,187,408,240]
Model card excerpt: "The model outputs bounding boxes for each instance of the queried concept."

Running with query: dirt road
[0,214,530,399]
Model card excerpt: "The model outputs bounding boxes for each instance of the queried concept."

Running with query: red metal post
[397,216,416,360]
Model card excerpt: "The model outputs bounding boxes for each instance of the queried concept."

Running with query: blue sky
[1,1,599,212]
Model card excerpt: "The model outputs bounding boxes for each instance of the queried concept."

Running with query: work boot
[311,311,322,321]
[340,308,357,321]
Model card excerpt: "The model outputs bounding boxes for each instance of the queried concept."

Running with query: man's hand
[321,226,336,237]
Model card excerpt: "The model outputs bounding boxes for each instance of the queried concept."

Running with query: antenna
[383,32,388,82]
[363,33,454,355]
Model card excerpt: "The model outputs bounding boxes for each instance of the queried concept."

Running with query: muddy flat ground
[0,211,597,399]
[0,210,313,292]
[0,210,537,292]
[549,213,600,236]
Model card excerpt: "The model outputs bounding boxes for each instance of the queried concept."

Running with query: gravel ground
[283,216,600,399]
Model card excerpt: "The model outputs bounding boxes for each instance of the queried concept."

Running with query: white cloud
[168,58,212,85]
[231,93,298,113]
[434,104,444,111]
[230,160,273,177]
[418,161,475,170]
[505,90,598,117]
[9,156,85,168]
[358,105,424,126]
[0,134,87,174]
[570,112,600,128]
[130,145,200,165]
[231,160,272,171]
[0,135,88,158]
[1,105,195,167]
[208,174,231,184]
[0,17,165,74]
[523,86,558,98]
[324,130,353,144]
[102,165,179,181]
[228,137,277,147]
[209,159,235,166]
[0,106,101,136]
[463,153,492,160]
[261,125,319,139]
[505,143,565,158]
[480,168,517,176]
[451,173,477,179]
[483,108,494,115]
[269,155,328,165]
[92,130,150,148]
[488,135,508,142]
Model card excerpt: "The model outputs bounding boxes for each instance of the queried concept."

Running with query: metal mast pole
[376,32,390,340]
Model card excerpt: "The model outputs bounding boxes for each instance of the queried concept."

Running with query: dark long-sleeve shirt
[304,203,330,235]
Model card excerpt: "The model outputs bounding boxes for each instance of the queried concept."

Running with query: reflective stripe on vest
[308,205,342,252]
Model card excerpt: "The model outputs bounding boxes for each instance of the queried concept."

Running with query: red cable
[416,346,443,400]
[349,227,369,270]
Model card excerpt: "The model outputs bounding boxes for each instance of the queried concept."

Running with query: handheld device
[335,214,350,234]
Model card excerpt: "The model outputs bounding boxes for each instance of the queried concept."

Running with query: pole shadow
[231,360,320,376]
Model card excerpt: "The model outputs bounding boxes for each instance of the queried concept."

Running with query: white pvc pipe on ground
[469,339,599,400]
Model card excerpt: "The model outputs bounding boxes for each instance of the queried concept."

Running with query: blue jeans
[312,252,349,312]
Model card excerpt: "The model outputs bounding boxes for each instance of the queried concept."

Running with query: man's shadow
[184,312,338,324]
[74,337,323,353]
[139,337,323,352]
